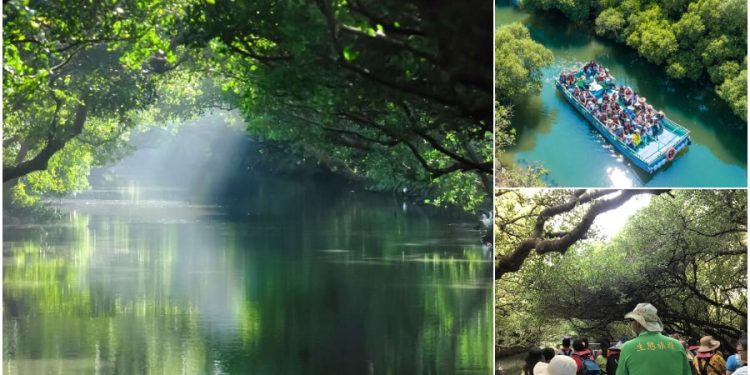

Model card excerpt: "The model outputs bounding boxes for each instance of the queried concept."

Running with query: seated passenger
[646,123,655,138]
[633,131,641,146]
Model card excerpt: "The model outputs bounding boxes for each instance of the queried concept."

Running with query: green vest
[616,331,692,375]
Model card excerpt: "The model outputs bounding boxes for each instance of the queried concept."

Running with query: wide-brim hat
[697,336,721,353]
[624,303,664,332]
[542,355,577,375]
[639,97,646,103]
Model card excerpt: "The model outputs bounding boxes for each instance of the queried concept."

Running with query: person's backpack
[697,356,721,375]
[574,354,602,375]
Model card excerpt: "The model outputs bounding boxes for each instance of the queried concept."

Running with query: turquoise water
[497,3,747,187]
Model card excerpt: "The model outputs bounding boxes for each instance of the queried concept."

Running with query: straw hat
[696,336,721,353]
[539,355,577,375]
[624,303,664,332]
[639,97,646,103]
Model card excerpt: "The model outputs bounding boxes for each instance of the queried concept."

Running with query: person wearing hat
[692,336,726,375]
[607,340,625,375]
[616,303,693,375]
[537,355,578,375]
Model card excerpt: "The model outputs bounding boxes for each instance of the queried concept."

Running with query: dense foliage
[2,0,202,205]
[521,0,748,120]
[494,23,553,187]
[4,0,492,212]
[495,189,747,353]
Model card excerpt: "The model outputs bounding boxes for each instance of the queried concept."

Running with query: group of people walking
[558,61,667,149]
[501,303,746,375]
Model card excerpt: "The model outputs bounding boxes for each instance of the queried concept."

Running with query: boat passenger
[646,123,655,138]
[616,124,625,139]
[625,133,635,148]
[576,76,586,89]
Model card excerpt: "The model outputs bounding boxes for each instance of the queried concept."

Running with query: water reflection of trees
[4,191,492,374]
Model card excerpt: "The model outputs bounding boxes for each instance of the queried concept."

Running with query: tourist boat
[555,68,691,174]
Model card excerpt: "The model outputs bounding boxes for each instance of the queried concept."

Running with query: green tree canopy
[495,189,747,352]
[494,23,553,187]
[522,0,748,120]
[4,0,493,212]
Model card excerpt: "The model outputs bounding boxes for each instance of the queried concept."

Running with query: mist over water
[3,115,493,374]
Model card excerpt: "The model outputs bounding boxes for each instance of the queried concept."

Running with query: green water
[497,2,747,187]
[3,180,492,374]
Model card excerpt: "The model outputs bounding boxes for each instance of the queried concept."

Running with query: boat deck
[637,130,681,164]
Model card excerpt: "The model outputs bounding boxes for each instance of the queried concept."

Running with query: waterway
[3,178,492,374]
[497,2,747,187]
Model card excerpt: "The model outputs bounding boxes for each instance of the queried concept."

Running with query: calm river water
[3,179,492,374]
[497,2,747,187]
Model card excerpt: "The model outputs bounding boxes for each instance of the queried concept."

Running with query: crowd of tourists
[497,303,747,375]
[558,61,667,149]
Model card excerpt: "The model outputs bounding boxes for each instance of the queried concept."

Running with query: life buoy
[666,147,677,161]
